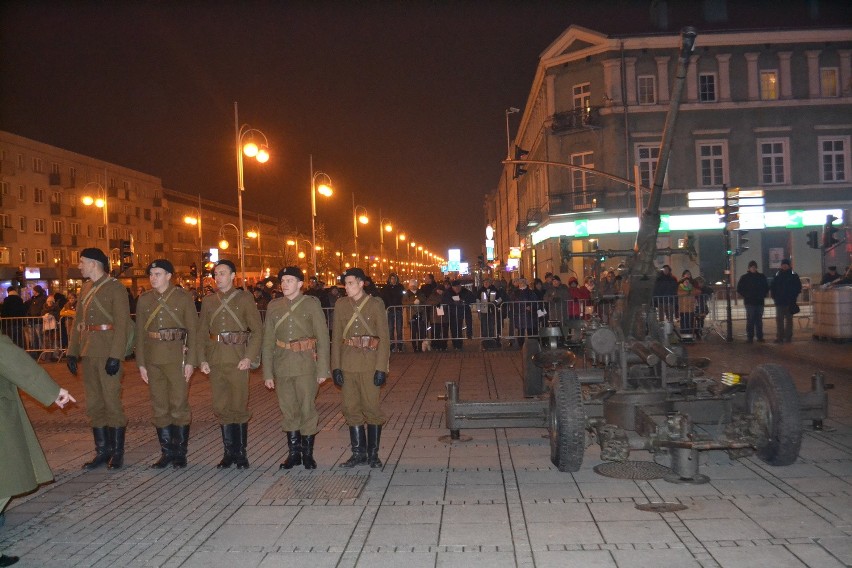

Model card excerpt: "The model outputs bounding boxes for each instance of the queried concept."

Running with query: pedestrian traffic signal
[806,230,820,249]
[823,215,840,249]
[189,263,197,279]
[513,145,529,179]
[734,229,749,256]
[14,268,24,286]
[725,188,740,230]
[201,251,214,275]
[119,239,133,273]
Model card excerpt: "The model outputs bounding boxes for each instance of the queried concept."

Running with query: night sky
[0,1,578,262]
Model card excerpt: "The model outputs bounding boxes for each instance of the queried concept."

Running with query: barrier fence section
[0,315,72,361]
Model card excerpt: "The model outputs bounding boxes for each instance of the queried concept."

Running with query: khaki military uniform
[135,285,199,428]
[67,274,131,428]
[331,294,390,426]
[262,294,330,435]
[198,288,262,424]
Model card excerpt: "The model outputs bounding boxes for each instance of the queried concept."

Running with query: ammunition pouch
[275,337,317,352]
[343,335,380,350]
[148,328,188,342]
[210,331,251,345]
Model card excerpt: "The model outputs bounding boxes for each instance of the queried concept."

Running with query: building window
[17,154,25,170]
[759,70,778,100]
[820,68,839,97]
[819,137,849,183]
[51,191,61,204]
[573,83,591,111]
[699,73,717,102]
[19,248,27,264]
[51,162,60,174]
[19,216,26,233]
[0,214,10,229]
[570,152,595,192]
[70,222,80,236]
[111,227,120,240]
[69,166,77,185]
[34,187,45,204]
[32,157,44,173]
[70,250,80,264]
[636,145,660,188]
[758,139,789,185]
[52,249,61,264]
[35,249,46,265]
[637,76,656,105]
[52,220,63,234]
[0,181,8,196]
[697,142,727,187]
[18,185,25,202]
[34,218,46,234]
[97,226,106,240]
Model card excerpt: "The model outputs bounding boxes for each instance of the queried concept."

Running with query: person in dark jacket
[769,258,802,343]
[652,265,678,321]
[476,277,504,350]
[820,266,840,285]
[444,280,474,350]
[1,287,27,349]
[510,278,538,347]
[736,260,769,343]
[381,273,404,352]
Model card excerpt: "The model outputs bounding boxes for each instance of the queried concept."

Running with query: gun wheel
[747,364,802,466]
[549,369,585,472]
[522,339,544,397]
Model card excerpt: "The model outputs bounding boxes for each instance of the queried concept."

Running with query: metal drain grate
[263,472,369,500]
[593,460,672,480]
[635,501,689,513]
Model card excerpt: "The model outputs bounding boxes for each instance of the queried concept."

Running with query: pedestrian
[820,266,840,285]
[736,260,769,343]
[544,275,572,326]
[653,265,679,321]
[693,276,714,340]
[476,277,502,349]
[0,333,76,568]
[24,284,47,353]
[426,283,449,351]
[677,270,699,340]
[769,258,802,343]
[198,259,263,469]
[510,278,537,347]
[403,279,427,352]
[444,280,474,350]
[262,267,330,470]
[135,259,199,469]
[1,287,27,349]
[331,268,390,468]
[380,273,404,352]
[66,248,132,470]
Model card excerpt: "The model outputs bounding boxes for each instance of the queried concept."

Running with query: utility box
[812,287,852,340]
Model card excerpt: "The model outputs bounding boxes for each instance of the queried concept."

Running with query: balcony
[0,228,18,244]
[550,106,601,134]
[153,220,163,229]
[50,203,61,215]
[548,191,602,216]
[49,172,61,186]
[516,207,544,235]
[0,194,15,210]
[153,197,162,207]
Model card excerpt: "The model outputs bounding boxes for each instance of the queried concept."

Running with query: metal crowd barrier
[0,315,71,361]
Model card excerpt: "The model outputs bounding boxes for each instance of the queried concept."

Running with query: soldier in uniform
[198,259,262,469]
[66,248,132,470]
[262,267,330,470]
[331,268,390,468]
[135,259,199,469]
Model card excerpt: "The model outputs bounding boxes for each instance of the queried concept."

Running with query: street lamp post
[234,101,270,288]
[379,212,392,281]
[246,226,262,279]
[310,155,333,278]
[182,196,204,289]
[505,107,520,160]
[352,194,368,263]
[218,223,240,258]
[82,181,109,258]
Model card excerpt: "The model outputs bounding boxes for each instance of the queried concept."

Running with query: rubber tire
[549,369,585,472]
[746,364,802,466]
[522,339,544,397]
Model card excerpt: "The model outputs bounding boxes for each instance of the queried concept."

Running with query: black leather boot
[280,430,302,470]
[151,426,173,469]
[234,423,249,469]
[82,427,113,470]
[0,553,20,567]
[108,426,126,469]
[217,424,235,468]
[367,424,383,468]
[302,434,317,470]
[339,425,367,468]
[171,424,190,468]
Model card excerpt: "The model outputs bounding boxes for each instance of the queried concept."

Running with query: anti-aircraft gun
[443,28,830,483]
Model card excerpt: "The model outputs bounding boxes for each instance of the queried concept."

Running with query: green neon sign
[574,219,589,237]
[785,210,804,229]
[659,215,670,233]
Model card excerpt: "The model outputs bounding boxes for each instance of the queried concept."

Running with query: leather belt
[148,328,188,341]
[210,331,251,345]
[275,337,317,352]
[78,323,114,332]
[343,335,380,350]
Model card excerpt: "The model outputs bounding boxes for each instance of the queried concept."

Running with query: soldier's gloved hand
[66,356,78,376]
[332,369,344,387]
[374,370,387,387]
[105,357,121,376]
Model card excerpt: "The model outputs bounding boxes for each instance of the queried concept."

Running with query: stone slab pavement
[2,329,851,567]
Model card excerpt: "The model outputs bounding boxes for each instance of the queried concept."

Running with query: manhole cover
[593,460,672,480]
[635,502,688,513]
[262,472,368,500]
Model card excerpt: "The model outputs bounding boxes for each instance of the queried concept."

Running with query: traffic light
[119,239,133,273]
[189,263,198,279]
[14,268,24,287]
[806,230,820,249]
[513,145,529,179]
[734,229,749,256]
[823,215,840,249]
[725,188,740,230]
[201,251,214,276]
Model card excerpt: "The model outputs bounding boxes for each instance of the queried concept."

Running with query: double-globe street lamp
[182,202,204,289]
[379,214,393,281]
[234,101,270,288]
[81,182,111,263]
[310,156,333,278]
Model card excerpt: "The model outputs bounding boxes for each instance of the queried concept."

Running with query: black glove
[105,357,121,376]
[66,356,78,375]
[332,369,344,387]
[374,370,387,387]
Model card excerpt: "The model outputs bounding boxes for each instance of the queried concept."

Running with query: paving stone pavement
[2,332,851,567]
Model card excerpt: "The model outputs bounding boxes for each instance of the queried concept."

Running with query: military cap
[147,258,174,275]
[215,259,237,273]
[278,266,304,281]
[81,247,110,270]
[342,267,367,281]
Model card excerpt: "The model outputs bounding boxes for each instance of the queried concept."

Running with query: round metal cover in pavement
[635,502,689,513]
[593,460,672,480]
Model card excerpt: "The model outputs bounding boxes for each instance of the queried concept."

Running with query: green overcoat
[0,334,59,498]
